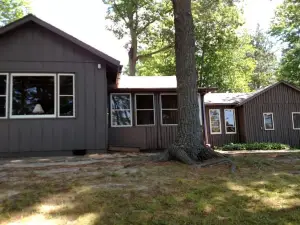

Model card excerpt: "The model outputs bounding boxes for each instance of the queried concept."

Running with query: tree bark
[163,0,221,164]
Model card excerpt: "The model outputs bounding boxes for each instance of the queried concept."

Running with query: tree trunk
[129,31,138,76]
[163,0,220,164]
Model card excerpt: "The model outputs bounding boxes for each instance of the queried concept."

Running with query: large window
[224,109,236,134]
[263,113,274,130]
[135,94,155,126]
[10,74,56,118]
[111,93,132,127]
[58,74,75,117]
[0,74,8,118]
[160,94,178,125]
[209,109,221,134]
[292,112,300,130]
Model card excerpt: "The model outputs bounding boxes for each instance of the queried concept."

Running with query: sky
[31,0,284,66]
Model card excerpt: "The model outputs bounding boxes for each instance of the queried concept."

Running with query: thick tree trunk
[129,32,138,76]
[163,0,220,164]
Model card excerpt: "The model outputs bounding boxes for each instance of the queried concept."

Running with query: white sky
[30,0,284,66]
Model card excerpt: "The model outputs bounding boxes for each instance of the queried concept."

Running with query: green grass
[1,154,300,225]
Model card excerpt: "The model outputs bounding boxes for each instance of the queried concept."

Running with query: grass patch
[1,154,300,224]
[220,142,291,151]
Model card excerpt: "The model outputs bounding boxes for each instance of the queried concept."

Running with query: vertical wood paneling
[243,83,300,147]
[0,23,109,155]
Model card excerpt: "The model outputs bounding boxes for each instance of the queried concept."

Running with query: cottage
[1,15,300,157]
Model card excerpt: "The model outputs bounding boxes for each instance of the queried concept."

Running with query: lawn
[0,153,300,225]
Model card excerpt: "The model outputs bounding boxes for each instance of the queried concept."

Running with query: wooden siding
[205,105,239,147]
[0,23,108,154]
[243,83,300,147]
[108,93,179,150]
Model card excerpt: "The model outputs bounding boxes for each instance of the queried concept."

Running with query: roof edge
[0,14,120,66]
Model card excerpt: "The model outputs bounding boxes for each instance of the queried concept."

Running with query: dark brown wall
[108,93,178,150]
[205,105,239,147]
[243,83,300,147]
[0,22,108,155]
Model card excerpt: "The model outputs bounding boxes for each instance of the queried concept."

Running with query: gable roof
[237,81,300,106]
[0,14,120,67]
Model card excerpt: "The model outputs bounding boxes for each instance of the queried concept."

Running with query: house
[204,81,300,147]
[1,15,300,157]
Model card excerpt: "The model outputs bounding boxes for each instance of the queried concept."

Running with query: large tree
[137,0,256,92]
[249,25,278,90]
[161,0,223,165]
[103,0,173,76]
[271,0,300,85]
[0,0,30,26]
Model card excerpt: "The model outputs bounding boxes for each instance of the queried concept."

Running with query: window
[209,109,221,134]
[135,94,155,126]
[292,112,300,130]
[58,74,75,117]
[111,93,132,127]
[160,94,178,125]
[263,113,274,130]
[10,74,56,118]
[0,73,8,118]
[224,109,236,134]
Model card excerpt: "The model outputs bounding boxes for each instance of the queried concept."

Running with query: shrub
[220,142,290,151]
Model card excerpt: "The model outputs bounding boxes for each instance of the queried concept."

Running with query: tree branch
[137,44,173,61]
[112,0,129,26]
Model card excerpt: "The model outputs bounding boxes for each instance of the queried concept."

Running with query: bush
[220,142,290,151]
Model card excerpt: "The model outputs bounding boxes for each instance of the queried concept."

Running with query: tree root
[195,158,236,173]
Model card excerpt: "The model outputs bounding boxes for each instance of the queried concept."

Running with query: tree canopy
[0,0,30,26]
[271,0,300,85]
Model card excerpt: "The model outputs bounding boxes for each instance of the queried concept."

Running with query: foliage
[137,0,256,92]
[249,25,278,90]
[271,0,300,85]
[220,142,290,151]
[103,0,172,76]
[0,0,30,26]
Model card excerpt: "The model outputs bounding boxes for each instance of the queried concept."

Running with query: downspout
[201,93,209,145]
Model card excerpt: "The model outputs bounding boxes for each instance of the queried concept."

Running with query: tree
[161,0,224,165]
[0,0,30,26]
[103,0,173,76]
[271,0,300,85]
[137,0,256,92]
[249,25,278,90]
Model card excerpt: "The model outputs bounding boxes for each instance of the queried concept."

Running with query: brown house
[1,14,300,157]
[204,81,300,147]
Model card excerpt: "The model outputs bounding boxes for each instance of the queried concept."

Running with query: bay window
[0,74,8,118]
[135,94,155,126]
[111,93,132,127]
[160,94,178,125]
[10,74,56,118]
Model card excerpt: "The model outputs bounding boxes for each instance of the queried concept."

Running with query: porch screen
[111,93,132,127]
[135,94,155,125]
[160,94,178,125]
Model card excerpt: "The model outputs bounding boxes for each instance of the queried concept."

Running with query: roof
[117,75,177,89]
[0,14,120,67]
[204,93,254,105]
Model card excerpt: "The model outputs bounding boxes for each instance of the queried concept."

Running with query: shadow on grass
[1,155,300,225]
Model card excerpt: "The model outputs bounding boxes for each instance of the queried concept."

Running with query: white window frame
[224,108,236,134]
[110,93,132,127]
[209,109,222,134]
[135,93,155,126]
[10,73,57,119]
[0,73,8,119]
[160,93,178,126]
[292,112,300,130]
[263,112,274,130]
[58,73,75,118]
